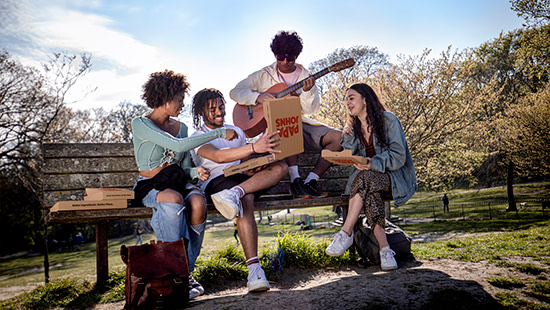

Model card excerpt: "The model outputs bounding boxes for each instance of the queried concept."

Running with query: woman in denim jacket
[326,83,417,270]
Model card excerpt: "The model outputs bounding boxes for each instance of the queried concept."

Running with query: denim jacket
[341,111,417,206]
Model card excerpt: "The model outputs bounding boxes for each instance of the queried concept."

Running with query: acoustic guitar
[232,58,355,137]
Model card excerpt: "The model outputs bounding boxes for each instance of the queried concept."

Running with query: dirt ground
[3,231,547,309]
[90,257,542,310]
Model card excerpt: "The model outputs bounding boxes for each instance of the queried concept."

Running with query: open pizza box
[321,149,368,166]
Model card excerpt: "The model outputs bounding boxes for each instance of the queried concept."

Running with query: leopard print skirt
[350,170,391,228]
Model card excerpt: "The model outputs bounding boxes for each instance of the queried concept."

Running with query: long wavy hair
[349,83,388,148]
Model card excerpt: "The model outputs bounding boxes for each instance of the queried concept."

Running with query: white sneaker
[380,246,398,270]
[188,274,204,300]
[211,189,241,220]
[325,230,354,256]
[247,267,270,292]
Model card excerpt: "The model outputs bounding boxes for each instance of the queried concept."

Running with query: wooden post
[43,210,50,284]
[96,220,109,285]
[384,201,391,220]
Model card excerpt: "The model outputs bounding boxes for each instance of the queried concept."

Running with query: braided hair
[192,88,225,129]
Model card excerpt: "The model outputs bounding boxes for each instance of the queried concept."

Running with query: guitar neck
[276,68,330,98]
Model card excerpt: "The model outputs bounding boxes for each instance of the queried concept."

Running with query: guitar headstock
[328,58,355,72]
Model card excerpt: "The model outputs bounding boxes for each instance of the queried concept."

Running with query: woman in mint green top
[131,70,236,300]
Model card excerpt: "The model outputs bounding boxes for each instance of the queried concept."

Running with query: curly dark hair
[141,70,190,109]
[192,88,225,129]
[348,83,388,148]
[270,30,303,58]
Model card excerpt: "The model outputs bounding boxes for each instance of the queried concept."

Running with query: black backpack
[353,215,413,266]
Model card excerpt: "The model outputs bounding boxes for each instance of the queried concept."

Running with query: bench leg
[96,220,109,285]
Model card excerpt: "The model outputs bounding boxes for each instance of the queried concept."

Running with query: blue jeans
[137,177,206,272]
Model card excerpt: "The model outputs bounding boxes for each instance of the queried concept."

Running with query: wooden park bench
[42,142,390,284]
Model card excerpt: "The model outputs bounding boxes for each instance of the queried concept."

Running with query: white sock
[380,246,390,252]
[304,172,320,184]
[288,165,300,182]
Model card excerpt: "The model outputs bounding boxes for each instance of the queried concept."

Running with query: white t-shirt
[191,124,247,191]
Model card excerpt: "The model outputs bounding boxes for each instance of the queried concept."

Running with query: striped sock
[231,185,246,199]
[246,256,260,268]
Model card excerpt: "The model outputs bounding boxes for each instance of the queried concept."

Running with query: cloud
[1,0,166,110]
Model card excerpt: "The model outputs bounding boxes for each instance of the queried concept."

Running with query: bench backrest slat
[42,143,352,208]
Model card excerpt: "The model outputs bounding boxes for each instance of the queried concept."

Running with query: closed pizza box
[50,199,128,212]
[84,188,135,201]
[321,149,368,166]
[224,96,303,176]
[264,96,304,160]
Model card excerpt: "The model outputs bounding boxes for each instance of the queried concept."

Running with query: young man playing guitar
[230,30,343,199]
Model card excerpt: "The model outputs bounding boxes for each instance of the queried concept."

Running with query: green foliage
[412,224,550,262]
[488,276,525,288]
[194,244,248,285]
[194,232,356,286]
[516,263,547,275]
[0,269,125,310]
[0,278,92,310]
[494,291,549,309]
[500,84,550,178]
[274,231,355,269]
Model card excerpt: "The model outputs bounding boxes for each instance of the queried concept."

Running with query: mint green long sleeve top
[131,116,226,180]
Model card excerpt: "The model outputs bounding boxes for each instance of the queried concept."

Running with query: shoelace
[332,231,347,247]
[381,248,396,260]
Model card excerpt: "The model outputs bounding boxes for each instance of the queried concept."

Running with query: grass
[1,182,549,309]
[394,181,550,219]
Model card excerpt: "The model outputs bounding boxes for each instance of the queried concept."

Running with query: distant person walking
[442,194,449,213]
[135,224,144,246]
[234,219,239,244]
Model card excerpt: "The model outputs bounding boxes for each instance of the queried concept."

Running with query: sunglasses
[276,54,297,62]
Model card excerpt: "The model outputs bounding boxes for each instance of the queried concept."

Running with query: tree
[0,50,92,255]
[308,46,389,129]
[375,48,499,190]
[500,84,550,178]
[511,0,550,26]
[52,101,149,143]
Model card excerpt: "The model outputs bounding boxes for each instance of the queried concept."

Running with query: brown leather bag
[120,239,190,309]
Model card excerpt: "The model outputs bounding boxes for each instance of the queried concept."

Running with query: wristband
[251,143,256,153]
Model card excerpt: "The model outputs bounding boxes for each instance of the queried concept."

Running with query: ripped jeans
[136,176,206,272]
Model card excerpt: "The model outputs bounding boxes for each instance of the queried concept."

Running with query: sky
[1,0,524,125]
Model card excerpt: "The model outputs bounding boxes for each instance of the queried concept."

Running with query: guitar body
[232,58,355,138]
[232,83,290,138]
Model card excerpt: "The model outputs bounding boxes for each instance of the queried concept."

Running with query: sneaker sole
[309,193,328,199]
[325,250,343,257]
[211,195,238,220]
[381,265,398,271]
[248,280,270,292]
